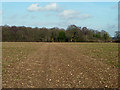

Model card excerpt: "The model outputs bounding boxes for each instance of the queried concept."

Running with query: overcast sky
[0,2,118,36]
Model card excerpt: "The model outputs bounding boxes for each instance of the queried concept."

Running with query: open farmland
[2,42,118,88]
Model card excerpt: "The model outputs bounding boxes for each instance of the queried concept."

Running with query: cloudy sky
[0,2,118,36]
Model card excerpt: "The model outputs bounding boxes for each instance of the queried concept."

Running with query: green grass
[69,43,118,68]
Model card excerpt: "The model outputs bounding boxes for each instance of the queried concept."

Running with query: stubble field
[2,42,119,88]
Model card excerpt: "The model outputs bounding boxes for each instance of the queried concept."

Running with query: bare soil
[2,43,118,88]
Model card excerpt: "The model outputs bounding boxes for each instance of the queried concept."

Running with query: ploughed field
[2,42,118,88]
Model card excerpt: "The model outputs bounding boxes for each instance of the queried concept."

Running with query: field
[2,42,119,88]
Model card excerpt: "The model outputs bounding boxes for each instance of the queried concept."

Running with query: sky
[0,2,118,37]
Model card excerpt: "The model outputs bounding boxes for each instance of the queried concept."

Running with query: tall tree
[58,31,66,42]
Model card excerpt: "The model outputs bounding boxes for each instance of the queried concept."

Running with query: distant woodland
[1,25,119,42]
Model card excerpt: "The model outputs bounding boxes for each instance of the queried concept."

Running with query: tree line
[1,25,115,42]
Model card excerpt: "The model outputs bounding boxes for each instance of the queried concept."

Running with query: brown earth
[2,43,118,88]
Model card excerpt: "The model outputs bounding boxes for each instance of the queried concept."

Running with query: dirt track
[2,43,118,88]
